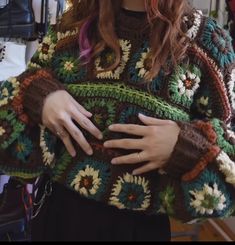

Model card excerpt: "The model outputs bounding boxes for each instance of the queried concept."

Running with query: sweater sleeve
[156,19,235,223]
[0,26,65,179]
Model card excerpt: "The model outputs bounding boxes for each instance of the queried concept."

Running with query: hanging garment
[0,40,26,81]
[33,0,58,42]
[0,0,8,9]
[0,0,35,39]
[0,178,32,242]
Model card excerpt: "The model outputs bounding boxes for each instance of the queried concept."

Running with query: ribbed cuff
[163,121,213,178]
[22,69,65,124]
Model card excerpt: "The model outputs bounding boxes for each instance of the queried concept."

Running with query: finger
[104,139,143,150]
[138,114,174,126]
[111,152,148,165]
[53,125,76,157]
[108,124,148,136]
[71,110,103,140]
[71,97,93,118]
[62,135,77,157]
[132,162,157,175]
[63,119,93,155]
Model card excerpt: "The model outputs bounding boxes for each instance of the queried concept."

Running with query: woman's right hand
[42,90,103,157]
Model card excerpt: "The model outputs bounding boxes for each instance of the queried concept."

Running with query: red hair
[59,0,191,80]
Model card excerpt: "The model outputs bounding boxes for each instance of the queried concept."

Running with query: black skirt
[31,179,171,242]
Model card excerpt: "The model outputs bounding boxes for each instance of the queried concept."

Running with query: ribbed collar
[116,8,150,41]
[115,8,197,42]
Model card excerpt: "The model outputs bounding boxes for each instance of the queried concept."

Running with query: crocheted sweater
[0,9,235,223]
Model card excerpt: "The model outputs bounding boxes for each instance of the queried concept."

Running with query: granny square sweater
[0,9,235,223]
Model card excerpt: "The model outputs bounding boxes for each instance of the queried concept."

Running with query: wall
[189,0,229,26]
[189,0,213,16]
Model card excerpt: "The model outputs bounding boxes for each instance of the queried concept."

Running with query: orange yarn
[11,70,53,124]
[195,121,217,144]
[182,146,221,182]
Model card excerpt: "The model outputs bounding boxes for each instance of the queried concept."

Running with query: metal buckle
[31,180,52,219]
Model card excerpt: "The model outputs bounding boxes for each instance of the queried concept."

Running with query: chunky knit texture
[0,9,235,223]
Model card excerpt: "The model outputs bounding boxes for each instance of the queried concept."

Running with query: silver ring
[56,131,62,136]
[56,129,66,138]
[138,152,142,162]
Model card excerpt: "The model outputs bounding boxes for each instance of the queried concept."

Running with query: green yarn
[0,110,25,150]
[67,83,190,122]
[31,26,58,67]
[158,186,176,216]
[52,52,86,83]
[168,64,202,108]
[182,170,232,218]
[83,99,117,137]
[47,26,58,43]
[52,151,72,181]
[212,119,235,156]
[0,165,44,179]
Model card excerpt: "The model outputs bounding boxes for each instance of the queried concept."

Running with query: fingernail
[72,152,76,157]
[139,113,145,117]
[103,142,108,147]
[109,125,114,130]
[88,150,93,155]
[111,159,117,164]
[132,171,137,175]
[98,134,103,140]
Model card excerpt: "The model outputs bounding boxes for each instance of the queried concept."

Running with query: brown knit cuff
[163,121,214,179]
[22,69,65,124]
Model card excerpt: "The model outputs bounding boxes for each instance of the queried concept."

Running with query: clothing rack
[0,0,9,8]
[36,0,49,42]
[0,0,50,40]
[37,0,65,42]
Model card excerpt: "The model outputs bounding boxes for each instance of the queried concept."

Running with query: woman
[0,0,235,241]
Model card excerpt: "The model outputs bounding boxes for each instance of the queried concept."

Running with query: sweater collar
[115,8,201,42]
[116,8,150,41]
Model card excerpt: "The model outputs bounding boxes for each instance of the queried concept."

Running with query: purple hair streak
[79,15,96,63]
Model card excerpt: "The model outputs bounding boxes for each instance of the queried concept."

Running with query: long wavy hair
[59,0,191,80]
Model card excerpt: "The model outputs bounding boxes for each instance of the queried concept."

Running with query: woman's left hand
[104,114,180,175]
